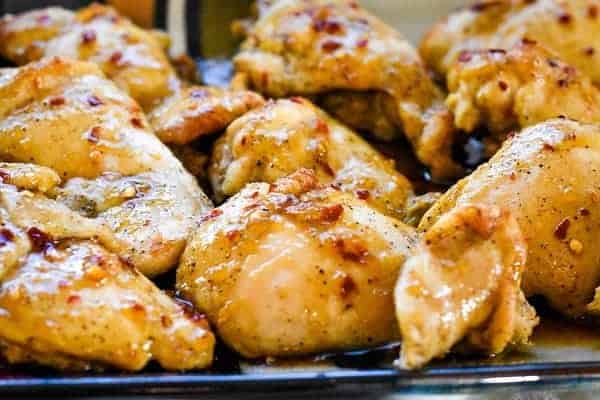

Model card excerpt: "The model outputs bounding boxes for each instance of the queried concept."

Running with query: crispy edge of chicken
[396,203,538,369]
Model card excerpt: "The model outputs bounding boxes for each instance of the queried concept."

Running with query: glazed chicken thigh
[0,164,215,371]
[445,42,600,147]
[421,0,600,85]
[420,119,600,318]
[233,0,461,179]
[0,3,263,144]
[210,98,421,223]
[0,57,212,277]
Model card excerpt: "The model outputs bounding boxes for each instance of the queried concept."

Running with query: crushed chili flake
[199,208,223,224]
[67,295,81,305]
[356,38,369,48]
[130,117,144,128]
[557,79,569,88]
[498,80,508,91]
[547,58,560,68]
[554,218,570,239]
[161,315,173,328]
[557,12,572,24]
[584,46,595,56]
[356,189,370,200]
[36,14,50,24]
[87,126,101,143]
[131,303,145,313]
[0,228,15,247]
[49,96,66,106]
[27,227,55,253]
[226,230,240,241]
[315,118,330,133]
[580,208,591,216]
[320,204,344,222]
[0,169,9,183]
[109,51,123,64]
[290,97,304,104]
[589,5,598,18]
[313,19,342,34]
[335,238,369,263]
[81,29,96,44]
[543,143,555,151]
[470,1,502,12]
[521,37,537,45]
[340,275,357,298]
[322,40,342,53]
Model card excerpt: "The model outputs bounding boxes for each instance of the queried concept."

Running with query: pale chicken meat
[421,0,600,84]
[396,204,537,369]
[210,98,419,223]
[420,119,600,318]
[0,164,215,371]
[233,0,461,179]
[0,57,212,276]
[0,3,262,143]
[177,169,417,358]
[445,42,600,145]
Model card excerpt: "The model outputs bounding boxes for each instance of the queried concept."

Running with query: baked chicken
[178,169,532,362]
[421,0,600,85]
[0,3,263,143]
[420,119,600,318]
[0,57,212,277]
[210,98,421,223]
[0,163,215,371]
[233,0,461,179]
[446,42,600,145]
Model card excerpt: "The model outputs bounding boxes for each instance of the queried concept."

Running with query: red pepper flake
[0,228,15,247]
[356,189,370,200]
[315,118,329,134]
[557,12,572,24]
[580,208,591,216]
[161,315,173,328]
[554,218,570,240]
[340,275,357,298]
[498,80,508,91]
[318,159,335,176]
[49,96,65,106]
[0,169,9,183]
[290,97,304,104]
[109,51,123,64]
[557,79,568,88]
[191,89,209,98]
[130,117,144,128]
[521,37,537,46]
[174,297,209,327]
[470,1,502,12]
[87,126,101,143]
[547,58,559,68]
[313,19,342,34]
[131,303,145,313]
[509,172,517,181]
[322,40,342,53]
[67,295,81,305]
[81,29,96,44]
[27,227,55,253]
[584,46,595,56]
[260,72,269,87]
[225,230,240,241]
[348,1,359,9]
[199,208,223,224]
[356,38,369,48]
[543,143,555,151]
[589,5,598,18]
[87,95,103,107]
[335,238,369,263]
[320,204,344,223]
[458,50,473,62]
[488,48,507,54]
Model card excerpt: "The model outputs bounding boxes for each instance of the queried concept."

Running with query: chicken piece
[0,57,212,276]
[421,0,600,84]
[0,172,214,371]
[445,42,600,145]
[0,4,263,142]
[177,169,417,358]
[233,0,461,179]
[210,98,416,222]
[148,86,265,145]
[396,204,537,369]
[420,119,600,317]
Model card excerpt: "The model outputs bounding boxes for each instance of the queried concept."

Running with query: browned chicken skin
[0,163,215,371]
[0,3,263,143]
[0,57,213,277]
[421,0,600,85]
[233,0,461,179]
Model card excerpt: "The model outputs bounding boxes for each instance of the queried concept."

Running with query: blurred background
[0,0,467,56]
